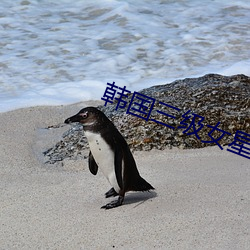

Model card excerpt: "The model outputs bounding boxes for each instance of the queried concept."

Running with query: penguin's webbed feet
[105,187,118,198]
[101,196,124,209]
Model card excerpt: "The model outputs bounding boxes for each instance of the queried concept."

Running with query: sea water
[0,0,249,112]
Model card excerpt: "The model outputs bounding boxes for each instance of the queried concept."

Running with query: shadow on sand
[122,190,157,208]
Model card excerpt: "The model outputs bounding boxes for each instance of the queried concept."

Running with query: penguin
[65,107,154,209]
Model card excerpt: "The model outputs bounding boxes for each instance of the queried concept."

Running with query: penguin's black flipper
[88,151,98,175]
[114,145,124,190]
[105,187,118,198]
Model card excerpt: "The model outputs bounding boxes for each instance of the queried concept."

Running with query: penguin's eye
[79,112,88,119]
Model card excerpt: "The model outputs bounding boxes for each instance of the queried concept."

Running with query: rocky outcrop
[44,74,250,163]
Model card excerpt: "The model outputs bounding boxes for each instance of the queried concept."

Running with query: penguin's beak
[64,114,81,124]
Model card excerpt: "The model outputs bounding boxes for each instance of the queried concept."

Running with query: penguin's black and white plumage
[65,107,154,209]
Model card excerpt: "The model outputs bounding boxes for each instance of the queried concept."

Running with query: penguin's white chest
[85,131,120,192]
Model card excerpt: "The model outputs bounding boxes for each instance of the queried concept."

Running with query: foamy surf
[0,0,249,112]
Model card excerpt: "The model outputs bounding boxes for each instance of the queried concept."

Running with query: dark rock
[43,74,250,164]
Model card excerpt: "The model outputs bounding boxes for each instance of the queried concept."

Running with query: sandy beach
[0,102,249,250]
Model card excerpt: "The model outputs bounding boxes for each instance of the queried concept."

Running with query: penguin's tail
[132,176,154,192]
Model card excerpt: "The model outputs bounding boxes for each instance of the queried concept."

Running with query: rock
[43,74,250,164]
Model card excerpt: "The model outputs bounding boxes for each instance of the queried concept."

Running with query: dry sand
[0,102,249,250]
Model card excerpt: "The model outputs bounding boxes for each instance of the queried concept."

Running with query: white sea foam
[0,0,249,112]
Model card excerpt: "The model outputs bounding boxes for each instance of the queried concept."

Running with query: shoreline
[0,102,249,249]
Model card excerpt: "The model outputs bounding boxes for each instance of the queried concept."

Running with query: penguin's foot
[105,187,118,198]
[101,196,124,209]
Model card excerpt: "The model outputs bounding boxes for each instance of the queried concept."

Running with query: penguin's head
[65,107,108,129]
